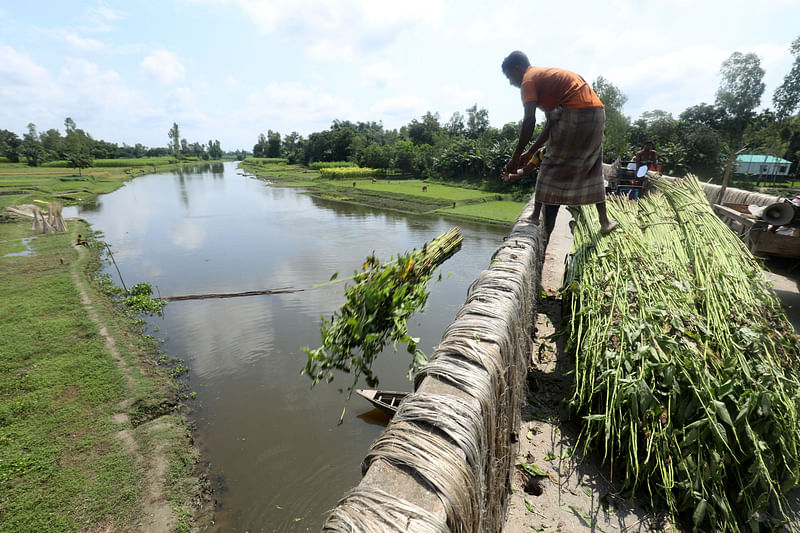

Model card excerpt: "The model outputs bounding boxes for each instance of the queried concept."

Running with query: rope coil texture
[323,209,543,533]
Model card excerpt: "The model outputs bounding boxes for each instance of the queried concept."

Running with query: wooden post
[104,243,128,293]
[716,149,736,205]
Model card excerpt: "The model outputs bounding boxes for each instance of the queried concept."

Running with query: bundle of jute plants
[303,227,463,422]
[564,175,800,531]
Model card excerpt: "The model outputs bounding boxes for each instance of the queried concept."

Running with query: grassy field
[0,159,224,210]
[239,159,531,225]
[1,166,205,531]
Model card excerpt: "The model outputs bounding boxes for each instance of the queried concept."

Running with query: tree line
[252,37,800,187]
[0,119,227,172]
[3,37,798,187]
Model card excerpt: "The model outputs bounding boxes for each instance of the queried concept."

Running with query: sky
[1,0,799,152]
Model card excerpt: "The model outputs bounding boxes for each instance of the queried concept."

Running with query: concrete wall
[323,200,544,533]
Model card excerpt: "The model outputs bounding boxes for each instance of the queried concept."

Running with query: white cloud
[61,32,106,52]
[230,0,444,60]
[371,94,428,119]
[140,49,186,85]
[233,81,358,135]
[81,4,126,32]
[0,44,52,92]
[169,219,208,251]
[357,61,404,89]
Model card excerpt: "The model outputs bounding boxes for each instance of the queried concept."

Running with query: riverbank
[0,216,209,532]
[1,160,214,532]
[238,158,530,226]
[0,158,230,213]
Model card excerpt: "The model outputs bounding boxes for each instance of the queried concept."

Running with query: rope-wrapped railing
[323,200,544,532]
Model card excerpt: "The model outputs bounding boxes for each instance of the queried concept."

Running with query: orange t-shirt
[521,66,603,112]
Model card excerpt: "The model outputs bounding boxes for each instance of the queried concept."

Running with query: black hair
[502,51,530,72]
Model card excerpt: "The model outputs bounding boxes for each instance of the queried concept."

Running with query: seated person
[634,141,658,171]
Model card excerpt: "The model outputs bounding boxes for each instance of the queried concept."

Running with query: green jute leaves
[302,228,462,423]
[564,176,800,531]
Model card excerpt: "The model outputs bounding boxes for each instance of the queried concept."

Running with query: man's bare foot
[600,219,619,234]
[527,215,540,226]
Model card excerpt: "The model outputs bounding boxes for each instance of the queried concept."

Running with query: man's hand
[500,168,524,182]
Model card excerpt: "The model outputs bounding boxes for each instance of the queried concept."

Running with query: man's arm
[523,119,551,160]
[505,101,538,173]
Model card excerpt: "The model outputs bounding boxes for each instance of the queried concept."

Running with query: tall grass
[309,161,357,170]
[319,167,382,179]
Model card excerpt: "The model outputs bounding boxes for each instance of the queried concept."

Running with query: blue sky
[1,0,799,152]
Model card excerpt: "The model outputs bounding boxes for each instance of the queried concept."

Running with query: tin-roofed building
[735,154,792,179]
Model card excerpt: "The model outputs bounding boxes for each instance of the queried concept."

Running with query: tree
[253,133,268,158]
[715,51,765,199]
[64,117,77,133]
[39,128,63,160]
[266,130,281,158]
[281,132,303,163]
[358,142,392,169]
[773,35,800,119]
[679,103,723,129]
[407,111,441,146]
[208,139,222,160]
[716,52,765,146]
[445,111,466,137]
[65,149,94,176]
[168,123,181,157]
[465,105,489,139]
[592,76,629,161]
[21,123,44,166]
[0,129,22,162]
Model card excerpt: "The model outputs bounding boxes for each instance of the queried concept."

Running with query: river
[65,161,511,532]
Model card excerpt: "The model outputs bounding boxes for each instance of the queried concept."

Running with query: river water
[64,161,511,532]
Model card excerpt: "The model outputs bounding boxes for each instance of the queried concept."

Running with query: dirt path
[71,239,177,533]
[504,207,668,533]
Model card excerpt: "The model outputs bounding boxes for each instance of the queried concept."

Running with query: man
[500,51,617,234]
[634,141,658,171]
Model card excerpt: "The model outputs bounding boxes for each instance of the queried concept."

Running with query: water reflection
[64,162,511,532]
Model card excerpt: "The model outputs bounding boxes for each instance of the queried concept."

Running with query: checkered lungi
[535,106,606,206]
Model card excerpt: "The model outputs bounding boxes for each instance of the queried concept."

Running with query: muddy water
[65,162,511,531]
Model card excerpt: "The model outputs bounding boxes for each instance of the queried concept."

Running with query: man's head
[644,141,654,150]
[502,51,530,88]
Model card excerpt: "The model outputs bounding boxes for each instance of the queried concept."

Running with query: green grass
[0,220,199,532]
[435,200,528,224]
[239,160,529,224]
[41,157,179,168]
[0,228,134,531]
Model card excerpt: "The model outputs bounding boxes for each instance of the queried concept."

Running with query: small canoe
[355,389,408,416]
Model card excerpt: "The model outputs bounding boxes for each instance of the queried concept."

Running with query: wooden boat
[355,389,408,416]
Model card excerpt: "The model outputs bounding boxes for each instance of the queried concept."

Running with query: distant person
[499,50,617,234]
[76,234,89,247]
[634,141,658,171]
